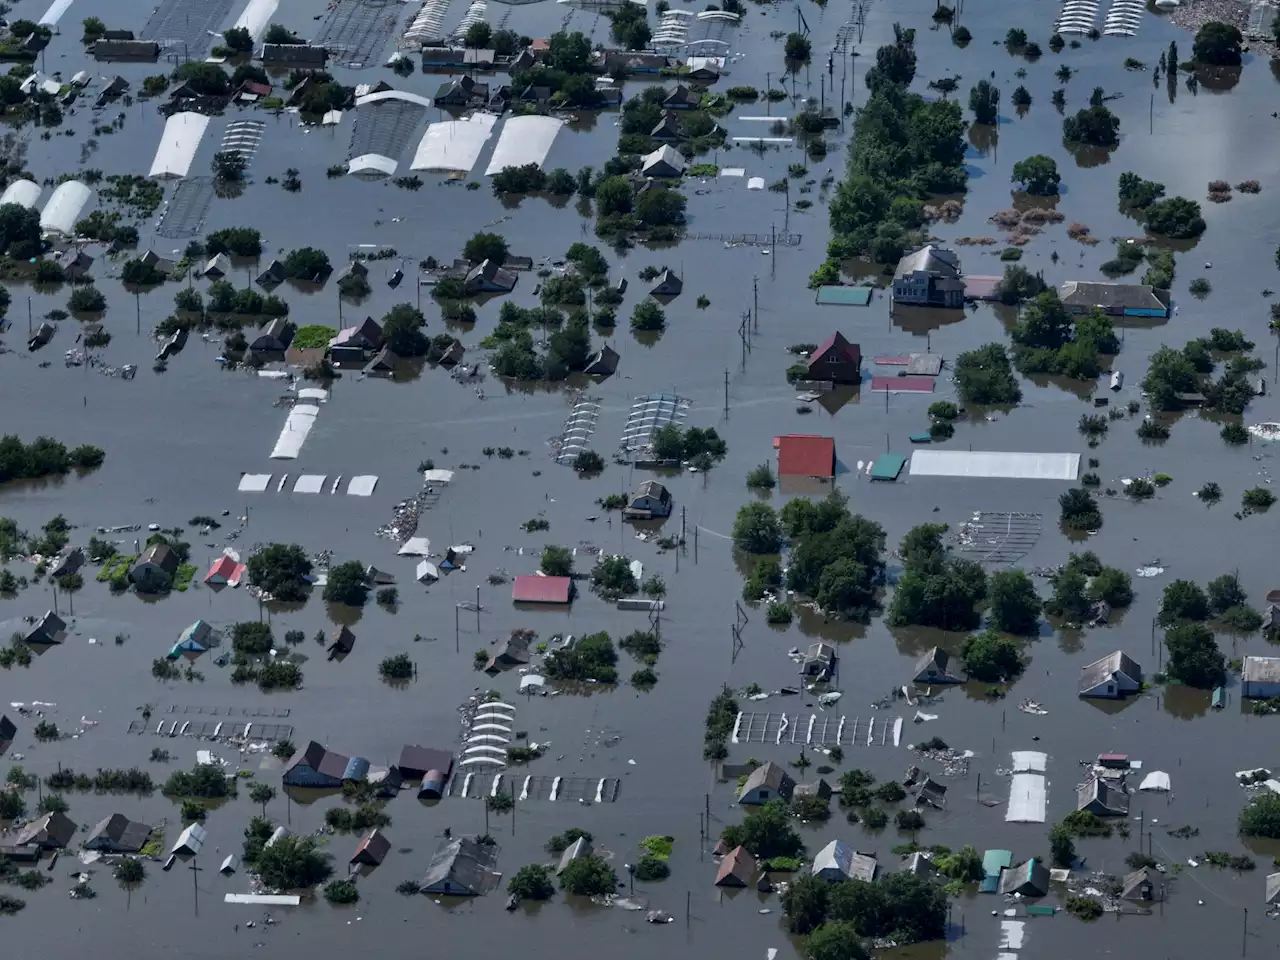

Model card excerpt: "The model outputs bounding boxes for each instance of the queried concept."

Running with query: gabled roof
[27,610,67,645]
[204,555,244,584]
[420,836,497,894]
[287,740,351,780]
[85,813,152,852]
[813,840,875,880]
[1059,280,1170,309]
[641,145,686,177]
[633,480,670,503]
[776,435,835,478]
[737,761,794,801]
[1077,776,1129,815]
[511,574,572,603]
[914,646,964,683]
[352,828,391,865]
[584,344,619,376]
[329,625,356,654]
[557,835,593,875]
[1121,866,1160,900]
[999,858,1049,896]
[807,331,861,370]
[1078,650,1142,693]
[715,845,756,886]
[137,542,179,574]
[663,83,700,106]
[15,810,76,848]
[364,345,400,373]
[894,245,961,280]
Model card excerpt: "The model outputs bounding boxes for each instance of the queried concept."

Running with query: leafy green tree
[1059,488,1102,530]
[785,33,812,64]
[263,24,302,44]
[817,558,875,617]
[465,21,492,48]
[558,854,616,895]
[1086,566,1133,607]
[888,524,987,630]
[986,570,1042,635]
[594,176,633,216]
[1143,197,1205,239]
[969,80,999,124]
[381,303,429,357]
[282,247,330,280]
[1063,105,1119,146]
[173,62,230,95]
[631,301,666,332]
[1240,793,1280,838]
[464,232,508,264]
[540,545,573,577]
[546,31,591,73]
[636,188,686,227]
[1159,579,1209,624]
[1164,621,1225,688]
[222,27,253,52]
[323,560,369,606]
[508,864,555,899]
[954,344,1021,405]
[935,845,984,881]
[248,782,275,816]
[1117,172,1164,208]
[781,872,829,934]
[806,922,870,960]
[733,503,782,554]
[719,799,804,859]
[1207,573,1247,615]
[255,835,332,889]
[1049,822,1075,866]
[212,151,248,184]
[246,543,312,602]
[1045,566,1090,621]
[0,203,40,258]
[960,630,1023,682]
[1192,21,1242,66]
[1011,155,1060,195]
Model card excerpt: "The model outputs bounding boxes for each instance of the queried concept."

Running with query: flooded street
[3,0,1280,956]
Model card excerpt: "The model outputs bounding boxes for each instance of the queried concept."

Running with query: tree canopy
[1192,21,1242,66]
[783,493,885,619]
[1010,289,1118,380]
[1240,793,1280,838]
[323,560,369,606]
[1159,579,1209,625]
[960,630,1024,683]
[245,543,312,602]
[888,523,986,630]
[558,854,616,895]
[733,503,782,554]
[1063,105,1119,146]
[969,80,999,124]
[255,834,332,890]
[986,570,1042,635]
[1163,621,1225,688]
[1143,197,1205,239]
[720,799,805,859]
[1059,487,1102,531]
[954,344,1021,405]
[381,303,428,357]
[1011,154,1060,195]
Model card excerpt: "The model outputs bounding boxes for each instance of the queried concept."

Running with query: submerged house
[328,625,356,658]
[1122,866,1162,902]
[202,253,232,279]
[484,632,532,673]
[1058,280,1171,318]
[250,318,295,353]
[776,434,836,479]
[557,835,593,875]
[15,811,76,849]
[397,745,454,782]
[26,610,67,646]
[913,647,965,685]
[648,268,683,297]
[84,814,152,853]
[891,245,964,308]
[715,845,756,887]
[364,345,400,375]
[91,39,161,62]
[130,543,179,592]
[170,619,212,658]
[1241,656,1280,699]
[801,642,836,680]
[350,828,391,867]
[583,344,620,377]
[641,145,685,179]
[261,44,328,69]
[56,247,94,280]
[999,858,1049,897]
[623,480,672,519]
[329,316,383,363]
[805,331,862,385]
[464,259,517,295]
[282,741,351,789]
[737,761,795,805]
[662,84,701,110]
[1077,777,1130,817]
[419,836,498,896]
[812,840,876,883]
[1078,651,1143,699]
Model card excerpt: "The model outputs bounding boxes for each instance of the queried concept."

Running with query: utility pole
[135,291,141,335]
[723,369,729,419]
[475,585,480,632]
[27,296,31,335]
[190,858,203,916]
[752,275,758,332]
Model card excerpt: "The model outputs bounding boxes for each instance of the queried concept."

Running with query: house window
[760,790,770,800]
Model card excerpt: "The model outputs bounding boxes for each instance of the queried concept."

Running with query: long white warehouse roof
[410,113,498,174]
[149,112,212,180]
[908,450,1081,481]
[231,0,280,40]
[0,179,41,210]
[40,181,93,236]
[484,115,564,176]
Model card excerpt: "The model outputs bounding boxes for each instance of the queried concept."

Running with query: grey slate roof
[737,761,795,802]
[556,835,593,874]
[420,836,498,895]
[1077,776,1129,815]
[84,813,152,852]
[1243,656,1280,685]
[1078,650,1142,694]
[894,245,961,280]
[1059,280,1171,309]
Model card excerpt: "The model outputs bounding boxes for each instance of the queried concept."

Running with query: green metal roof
[870,453,907,481]
[908,432,932,443]
[815,285,873,306]
[982,849,1013,878]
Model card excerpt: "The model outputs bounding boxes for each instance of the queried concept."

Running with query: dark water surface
[3,0,1280,957]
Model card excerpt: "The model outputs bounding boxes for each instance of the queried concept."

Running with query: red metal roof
[204,556,244,584]
[511,575,572,604]
[873,355,912,365]
[776,435,835,478]
[807,331,861,371]
[870,376,935,393]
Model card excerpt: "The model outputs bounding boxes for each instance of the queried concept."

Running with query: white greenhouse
[410,113,498,174]
[484,115,564,176]
[0,179,41,210]
[40,181,93,237]
[148,112,211,180]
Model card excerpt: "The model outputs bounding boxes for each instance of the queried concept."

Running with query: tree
[969,80,999,124]
[324,879,359,904]
[491,29,520,57]
[960,630,1023,682]
[817,558,875,617]
[248,782,275,816]
[608,4,650,50]
[594,176,633,216]
[631,301,666,332]
[1207,573,1248,615]
[541,545,573,577]
[1159,579,1209,624]
[1164,621,1225,688]
[1063,105,1119,146]
[781,873,829,934]
[806,922,870,960]
[1059,488,1102,530]
[263,24,302,44]
[720,799,804,859]
[987,570,1042,635]
[255,835,332,889]
[379,303,428,357]
[223,27,253,52]
[733,503,782,554]
[465,21,492,48]
[82,16,106,41]
[1045,567,1090,622]
[887,524,987,630]
[323,560,369,606]
[785,33,812,64]
[508,864,555,900]
[864,29,916,90]
[213,151,247,183]
[464,232,508,264]
[1011,155,1060,195]
[1240,793,1280,838]
[546,30,591,73]
[636,188,686,227]
[246,543,312,601]
[282,248,330,280]
[954,344,1021,405]
[0,203,41,258]
[68,286,107,313]
[173,62,231,95]
[935,845,984,881]
[114,858,145,885]
[1118,172,1164,208]
[206,227,262,257]
[1143,197,1205,239]
[558,854,616,895]
[1049,822,1076,866]
[1087,566,1133,607]
[995,264,1047,305]
[1193,21,1242,66]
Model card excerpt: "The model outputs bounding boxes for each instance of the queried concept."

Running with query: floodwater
[3,0,1280,957]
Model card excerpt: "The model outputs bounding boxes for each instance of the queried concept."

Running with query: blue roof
[343,756,370,782]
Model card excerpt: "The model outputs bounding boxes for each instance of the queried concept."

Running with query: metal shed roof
[485,116,564,176]
[908,450,1080,480]
[149,112,211,179]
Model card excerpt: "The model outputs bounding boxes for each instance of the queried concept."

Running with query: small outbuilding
[584,344,619,377]
[25,610,67,646]
[775,434,836,479]
[397,745,455,781]
[48,547,84,579]
[1121,866,1162,902]
[350,828,390,867]
[261,43,328,68]
[737,761,795,805]
[648,267,683,297]
[900,851,938,877]
[250,318,295,353]
[1078,651,1142,699]
[913,647,965,685]
[999,858,1049,897]
[328,625,355,658]
[130,543,179,592]
[1077,777,1129,817]
[170,822,207,856]
[715,845,756,887]
[915,776,948,810]
[202,253,232,279]
[623,480,672,519]
[204,555,244,586]
[56,247,94,280]
[801,642,836,680]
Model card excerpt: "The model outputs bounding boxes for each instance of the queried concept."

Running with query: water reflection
[1160,683,1211,719]
[1065,143,1114,170]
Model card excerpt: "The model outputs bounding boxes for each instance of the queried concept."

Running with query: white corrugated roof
[484,116,564,176]
[909,450,1080,481]
[40,181,93,236]
[348,153,398,178]
[149,112,211,180]
[1005,772,1047,823]
[410,113,499,174]
[231,0,279,40]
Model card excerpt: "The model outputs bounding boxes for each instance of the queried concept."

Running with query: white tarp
[231,0,279,40]
[1005,772,1047,823]
[149,112,211,180]
[415,560,439,582]
[347,476,378,496]
[40,181,93,236]
[909,450,1081,481]
[485,116,564,176]
[270,405,319,460]
[0,179,40,209]
[224,893,300,905]
[1011,750,1047,773]
[293,474,326,494]
[398,537,431,557]
[747,177,765,190]
[39,0,74,26]
[297,387,328,402]
[422,469,454,484]
[1139,771,1171,792]
[238,474,272,492]
[348,154,398,178]
[411,113,499,174]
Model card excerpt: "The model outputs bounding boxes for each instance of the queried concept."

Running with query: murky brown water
[3,0,1280,957]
